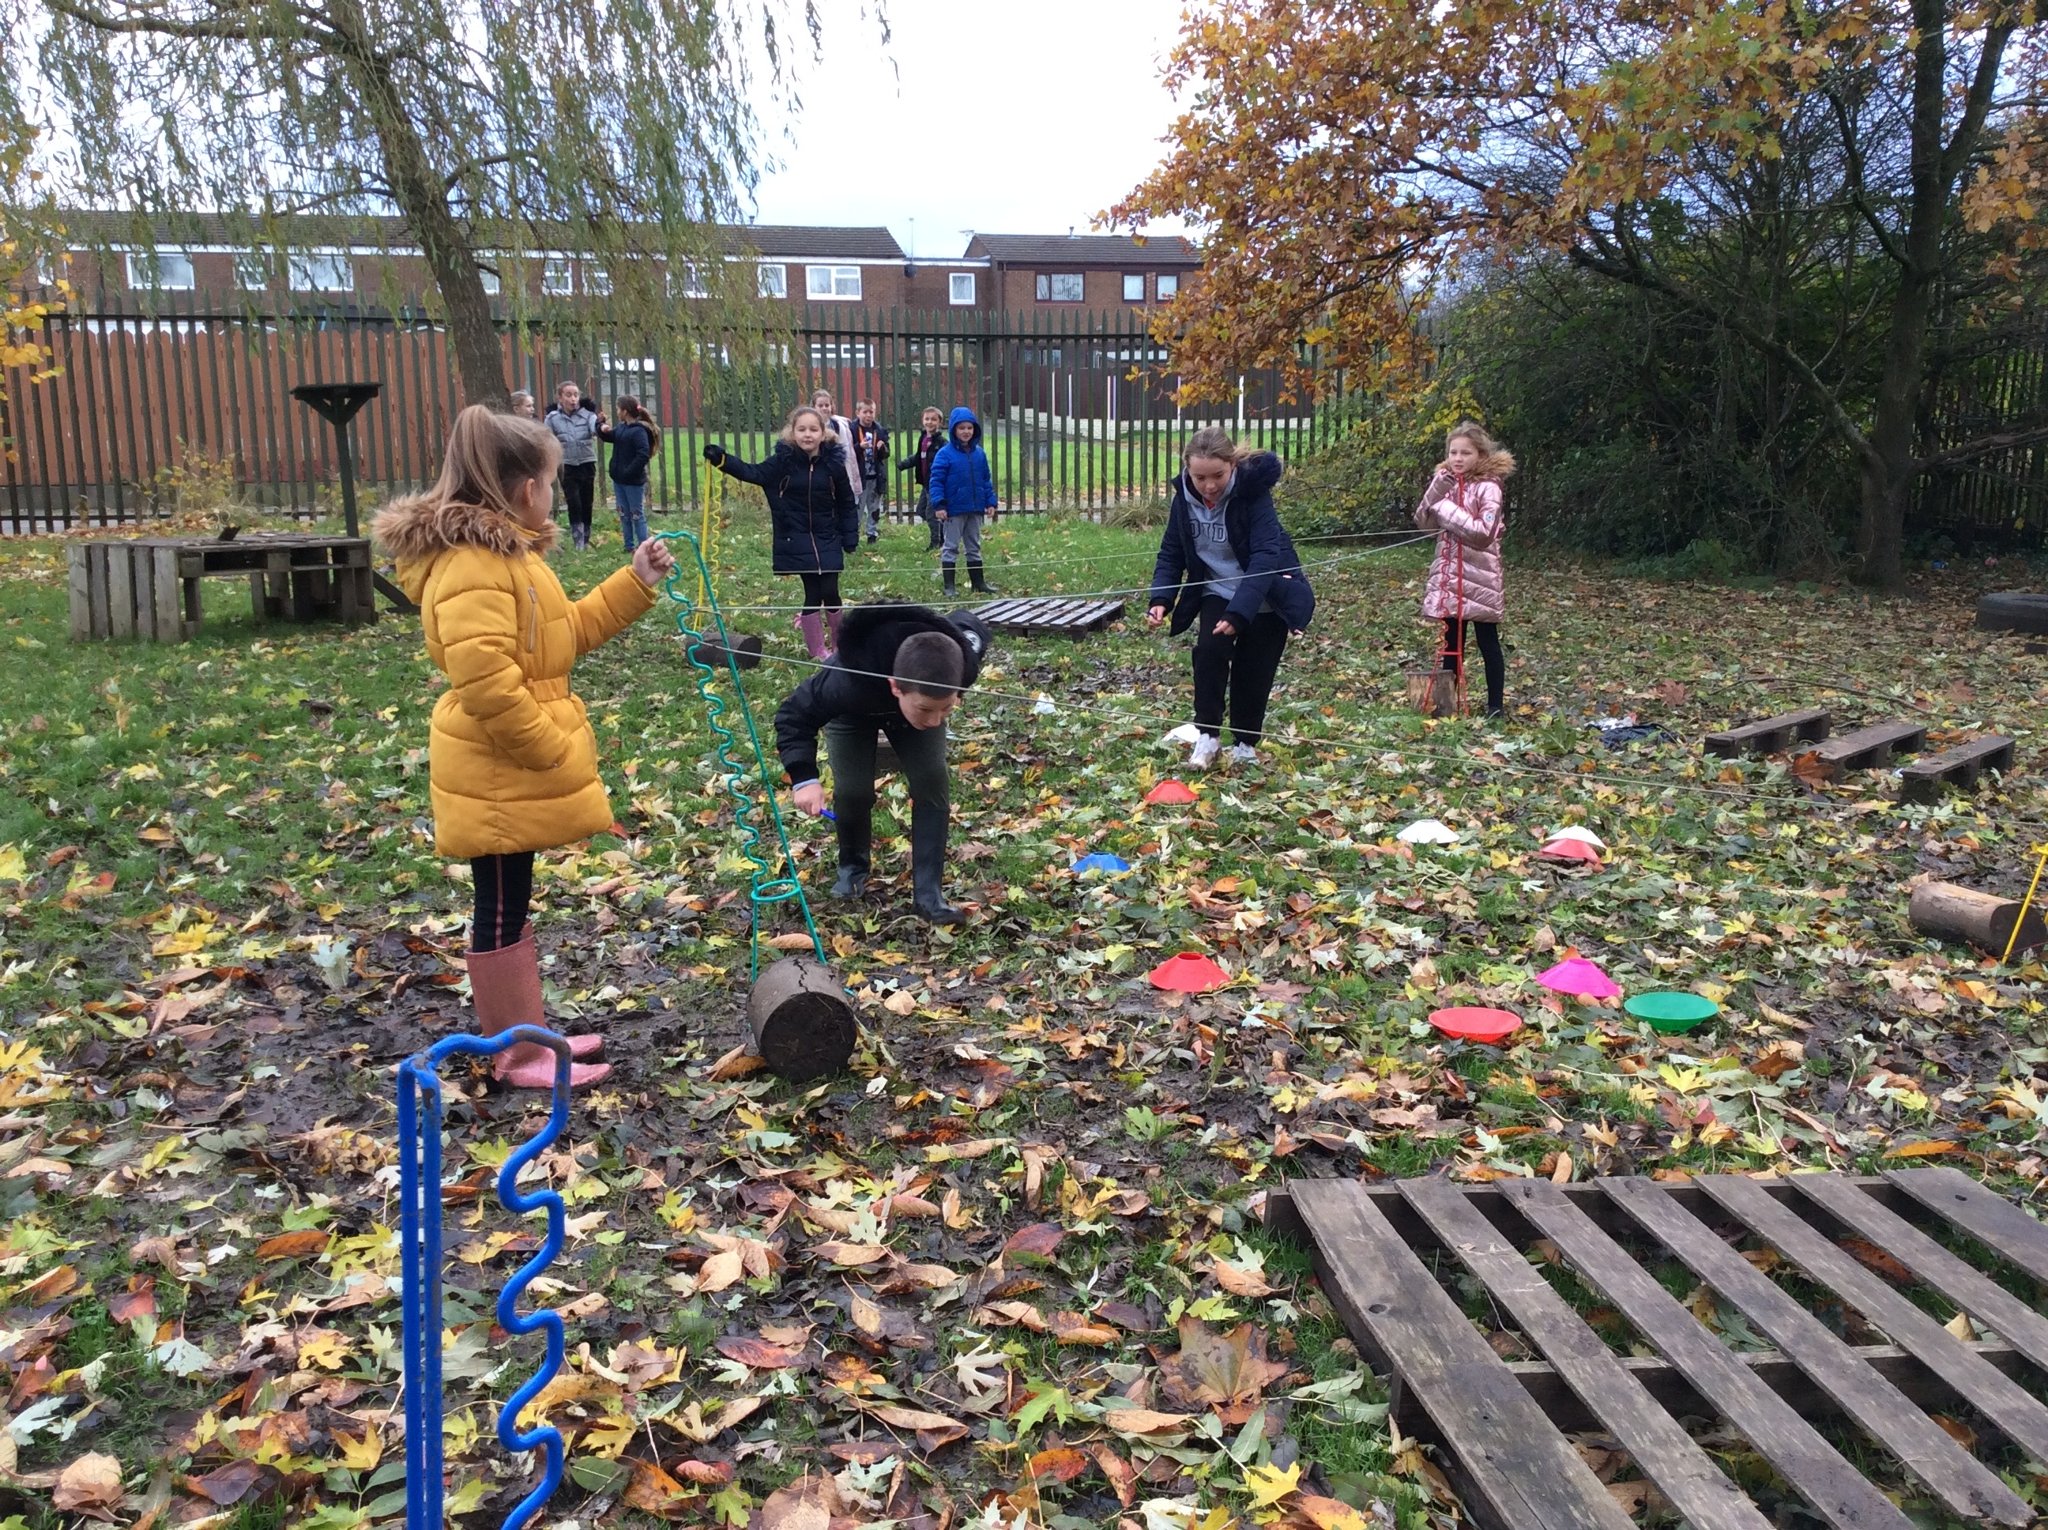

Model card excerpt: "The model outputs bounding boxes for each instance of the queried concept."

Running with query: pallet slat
[1884,1166,2048,1289]
[1399,1179,1773,1530]
[1598,1178,2029,1525]
[1287,1180,1636,1530]
[1809,722,1927,780]
[1694,1174,2048,1463]
[1705,708,1831,757]
[1897,736,2016,801]
[1502,1179,1918,1530]
[1787,1174,2048,1373]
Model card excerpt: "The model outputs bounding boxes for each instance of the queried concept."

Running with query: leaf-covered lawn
[0,512,2045,1530]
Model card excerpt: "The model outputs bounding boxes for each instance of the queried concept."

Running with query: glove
[703,443,726,466]
[844,541,859,555]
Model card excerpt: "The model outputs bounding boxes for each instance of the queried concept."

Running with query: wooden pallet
[67,534,374,642]
[969,597,1125,638]
[1898,735,2016,802]
[1808,721,1926,781]
[1704,708,1832,758]
[1270,1168,2048,1530]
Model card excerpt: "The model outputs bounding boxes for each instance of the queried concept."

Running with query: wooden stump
[745,956,858,1081]
[690,633,764,671]
[1908,882,2047,956]
[1405,667,1458,717]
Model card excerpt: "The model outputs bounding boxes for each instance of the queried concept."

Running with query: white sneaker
[1229,743,1259,765]
[1189,734,1222,769]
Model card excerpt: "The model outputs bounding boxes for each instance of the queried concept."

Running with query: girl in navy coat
[705,406,859,659]
[1146,428,1315,768]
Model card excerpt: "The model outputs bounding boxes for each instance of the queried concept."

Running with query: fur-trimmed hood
[374,496,559,600]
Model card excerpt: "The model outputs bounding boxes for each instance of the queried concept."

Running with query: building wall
[61,246,993,314]
[991,264,1191,315]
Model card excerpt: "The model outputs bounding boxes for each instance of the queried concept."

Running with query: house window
[542,259,574,295]
[758,263,787,299]
[807,342,874,366]
[289,254,353,292]
[586,263,612,296]
[670,263,707,299]
[234,253,271,289]
[949,272,976,306]
[127,251,196,291]
[805,265,862,300]
[1036,273,1085,303]
[1156,272,1180,300]
[1123,273,1146,302]
[477,267,501,296]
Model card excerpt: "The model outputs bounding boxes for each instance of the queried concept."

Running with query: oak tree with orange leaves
[1114,1,2048,586]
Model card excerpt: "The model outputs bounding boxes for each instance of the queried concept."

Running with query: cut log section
[1405,667,1458,717]
[1908,882,2047,956]
[689,633,764,671]
[745,955,859,1081]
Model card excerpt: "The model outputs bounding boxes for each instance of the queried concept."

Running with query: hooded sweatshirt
[773,603,993,786]
[544,402,602,468]
[926,407,998,517]
[1149,450,1316,636]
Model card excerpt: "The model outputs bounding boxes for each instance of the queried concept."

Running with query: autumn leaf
[54,1454,126,1517]
[864,1401,968,1452]
[1153,1318,1290,1412]
[255,1229,329,1261]
[713,1335,803,1370]
[1243,1460,1303,1508]
[1029,1447,1093,1483]
[1101,1406,1195,1434]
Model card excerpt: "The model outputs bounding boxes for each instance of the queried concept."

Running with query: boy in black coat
[775,603,992,924]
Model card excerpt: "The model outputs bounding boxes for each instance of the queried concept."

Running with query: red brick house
[963,232,1202,314]
[50,210,993,313]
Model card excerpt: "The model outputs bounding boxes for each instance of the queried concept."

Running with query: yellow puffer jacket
[374,497,657,858]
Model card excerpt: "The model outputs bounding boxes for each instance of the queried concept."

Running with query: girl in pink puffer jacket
[1415,421,1516,717]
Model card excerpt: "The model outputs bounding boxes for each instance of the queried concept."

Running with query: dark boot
[832,799,872,899]
[968,559,994,595]
[910,798,963,925]
[942,565,957,598]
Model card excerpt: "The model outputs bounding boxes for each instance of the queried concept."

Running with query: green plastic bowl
[1625,991,1721,1034]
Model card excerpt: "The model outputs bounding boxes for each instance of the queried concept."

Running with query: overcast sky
[747,0,1195,253]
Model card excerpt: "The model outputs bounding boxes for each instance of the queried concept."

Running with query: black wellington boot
[967,559,994,595]
[831,800,872,899]
[910,800,963,925]
[942,566,957,598]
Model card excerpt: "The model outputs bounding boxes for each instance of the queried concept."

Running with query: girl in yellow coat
[375,405,675,1089]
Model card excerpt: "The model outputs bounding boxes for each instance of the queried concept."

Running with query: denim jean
[615,481,648,549]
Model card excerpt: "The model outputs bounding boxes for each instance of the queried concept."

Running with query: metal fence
[1,292,1361,530]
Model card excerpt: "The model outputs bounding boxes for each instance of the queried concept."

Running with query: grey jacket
[545,403,602,467]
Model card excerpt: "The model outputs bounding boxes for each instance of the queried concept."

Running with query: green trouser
[824,717,950,905]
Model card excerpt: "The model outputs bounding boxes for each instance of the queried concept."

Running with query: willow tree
[1114,2,2048,587]
[3,0,868,403]
[0,121,68,461]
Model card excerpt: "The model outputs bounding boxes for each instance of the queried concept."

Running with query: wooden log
[1908,881,2046,955]
[689,633,764,671]
[1405,667,1458,717]
[745,955,858,1082]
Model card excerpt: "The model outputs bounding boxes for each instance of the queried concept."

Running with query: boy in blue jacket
[927,406,999,597]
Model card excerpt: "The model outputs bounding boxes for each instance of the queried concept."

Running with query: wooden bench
[1898,735,2016,802]
[970,597,1126,639]
[1809,721,1926,781]
[68,535,375,643]
[1704,707,1831,758]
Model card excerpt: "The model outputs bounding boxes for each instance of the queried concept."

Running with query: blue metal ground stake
[400,1026,572,1530]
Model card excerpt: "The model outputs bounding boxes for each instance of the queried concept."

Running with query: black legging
[798,571,842,615]
[470,852,535,952]
[1441,618,1505,714]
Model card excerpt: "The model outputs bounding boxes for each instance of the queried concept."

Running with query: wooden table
[67,534,376,642]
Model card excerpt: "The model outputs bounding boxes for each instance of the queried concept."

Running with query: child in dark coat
[705,406,858,660]
[1147,428,1316,769]
[774,603,992,924]
[897,406,946,551]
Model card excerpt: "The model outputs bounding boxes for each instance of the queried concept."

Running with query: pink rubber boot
[467,933,611,1091]
[795,611,830,660]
